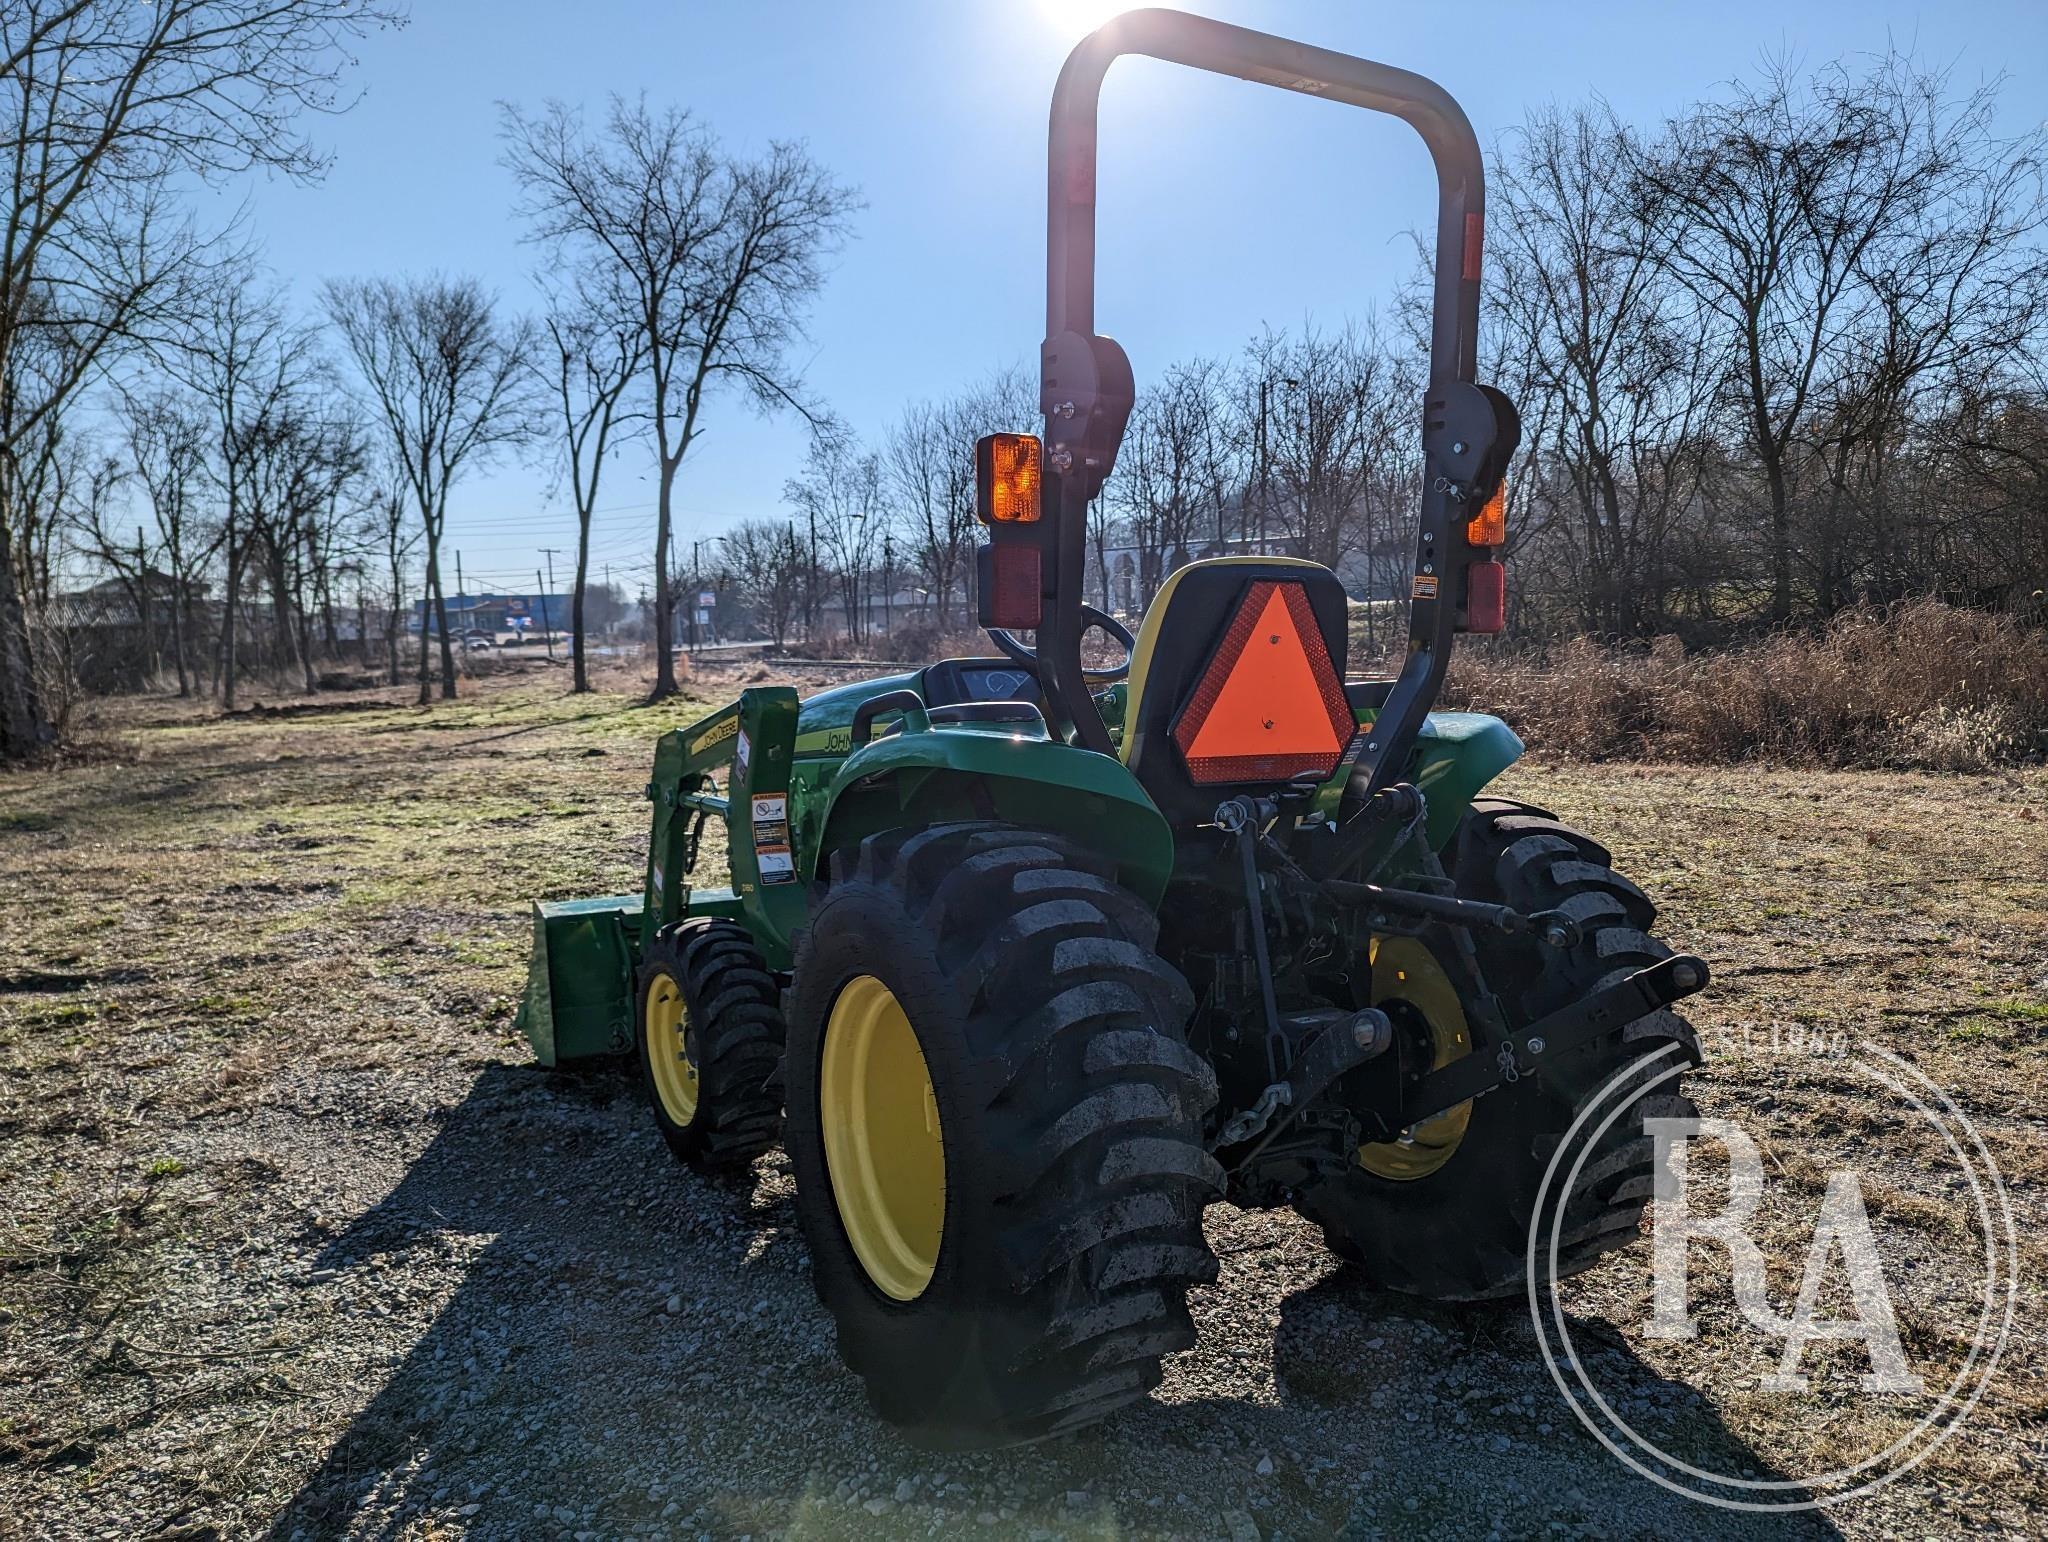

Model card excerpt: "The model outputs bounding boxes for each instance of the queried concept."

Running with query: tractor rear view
[518,7,1707,1448]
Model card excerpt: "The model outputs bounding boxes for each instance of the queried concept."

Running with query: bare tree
[502,96,860,698]
[720,517,806,646]
[239,386,365,693]
[1486,103,1722,632]
[1631,54,1998,620]
[1804,97,2046,612]
[1118,357,1234,605]
[114,388,218,694]
[323,274,534,703]
[886,400,969,627]
[0,0,401,758]
[56,439,139,661]
[785,419,881,642]
[173,281,314,706]
[1241,324,1413,573]
[4,326,88,618]
[536,281,645,692]
[884,367,1034,628]
[369,471,418,684]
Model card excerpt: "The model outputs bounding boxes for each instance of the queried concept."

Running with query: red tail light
[984,542,1041,629]
[1466,559,1506,634]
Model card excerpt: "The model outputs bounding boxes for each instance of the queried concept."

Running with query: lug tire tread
[1298,799,1698,1299]
[786,822,1218,1448]
[636,918,786,1169]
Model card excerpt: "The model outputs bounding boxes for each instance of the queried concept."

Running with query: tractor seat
[1121,557,1356,826]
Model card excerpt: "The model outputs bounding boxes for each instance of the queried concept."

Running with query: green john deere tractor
[517,8,1707,1448]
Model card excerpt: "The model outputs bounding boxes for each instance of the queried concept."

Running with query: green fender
[810,724,1176,907]
[806,706,1517,906]
[1309,708,1524,847]
[1410,712,1525,848]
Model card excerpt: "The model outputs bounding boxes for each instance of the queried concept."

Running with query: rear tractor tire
[636,918,786,1170]
[1296,797,1699,1300]
[785,822,1222,1448]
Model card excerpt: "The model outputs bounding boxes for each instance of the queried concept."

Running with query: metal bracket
[1217,796,1288,1080]
[1325,876,1583,949]
[1402,953,1709,1126]
[1213,1007,1393,1153]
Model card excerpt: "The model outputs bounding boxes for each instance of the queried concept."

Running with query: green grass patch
[1986,996,2048,1024]
[1945,1014,2035,1046]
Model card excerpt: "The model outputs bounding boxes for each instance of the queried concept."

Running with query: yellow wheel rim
[1357,936,1474,1181]
[644,971,699,1126]
[820,975,946,1302]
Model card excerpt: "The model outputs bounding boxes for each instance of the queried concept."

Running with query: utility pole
[1256,378,1268,557]
[881,530,893,638]
[806,508,818,643]
[540,548,563,656]
[536,566,556,659]
[135,523,153,683]
[455,550,465,637]
[688,538,702,652]
[1253,375,1300,556]
[354,565,369,663]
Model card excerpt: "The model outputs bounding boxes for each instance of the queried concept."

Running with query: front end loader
[516,7,1707,1448]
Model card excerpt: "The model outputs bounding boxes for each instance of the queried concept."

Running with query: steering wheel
[988,605,1136,684]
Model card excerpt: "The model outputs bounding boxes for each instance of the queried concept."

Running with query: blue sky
[234,0,2048,599]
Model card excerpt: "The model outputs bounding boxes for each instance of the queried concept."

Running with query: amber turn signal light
[1466,481,1505,548]
[975,433,1042,523]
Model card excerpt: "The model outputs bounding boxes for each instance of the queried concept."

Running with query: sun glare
[1038,0,1133,41]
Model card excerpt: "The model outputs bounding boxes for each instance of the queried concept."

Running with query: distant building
[48,570,208,629]
[412,593,562,635]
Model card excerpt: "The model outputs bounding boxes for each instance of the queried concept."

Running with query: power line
[439,500,769,529]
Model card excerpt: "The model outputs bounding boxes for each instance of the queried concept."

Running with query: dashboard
[919,658,1042,709]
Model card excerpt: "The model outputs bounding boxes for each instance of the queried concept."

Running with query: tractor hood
[793,671,923,756]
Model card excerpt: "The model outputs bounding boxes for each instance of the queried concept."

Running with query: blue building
[411,593,560,636]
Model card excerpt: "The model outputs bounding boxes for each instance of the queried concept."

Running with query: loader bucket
[515,894,643,1066]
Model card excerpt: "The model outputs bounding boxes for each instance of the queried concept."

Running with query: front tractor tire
[1296,797,1700,1300]
[635,919,785,1170]
[786,823,1222,1448]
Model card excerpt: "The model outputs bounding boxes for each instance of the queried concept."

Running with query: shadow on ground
[269,1064,1833,1540]
[1267,1271,1838,1537]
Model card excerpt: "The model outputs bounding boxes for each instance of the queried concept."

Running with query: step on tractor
[518,8,1707,1448]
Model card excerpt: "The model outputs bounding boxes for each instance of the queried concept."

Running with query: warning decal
[750,792,789,849]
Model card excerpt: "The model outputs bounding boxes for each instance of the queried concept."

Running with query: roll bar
[1046,8,1484,383]
[1031,8,1510,802]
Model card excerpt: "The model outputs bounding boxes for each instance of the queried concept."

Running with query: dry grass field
[2,662,2043,1540]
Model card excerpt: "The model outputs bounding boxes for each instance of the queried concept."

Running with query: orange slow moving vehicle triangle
[1171,580,1354,784]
